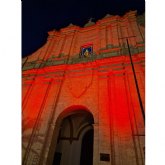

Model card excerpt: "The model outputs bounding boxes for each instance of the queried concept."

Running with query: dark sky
[22,0,145,58]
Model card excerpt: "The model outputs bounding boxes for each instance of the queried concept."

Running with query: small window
[80,44,93,58]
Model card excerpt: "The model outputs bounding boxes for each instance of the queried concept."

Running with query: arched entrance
[51,109,94,165]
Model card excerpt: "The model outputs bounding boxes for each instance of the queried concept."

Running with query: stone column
[93,123,99,165]
[100,26,107,49]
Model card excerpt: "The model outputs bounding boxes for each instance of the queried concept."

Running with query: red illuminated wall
[22,11,145,165]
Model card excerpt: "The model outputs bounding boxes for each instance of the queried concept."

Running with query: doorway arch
[48,106,94,165]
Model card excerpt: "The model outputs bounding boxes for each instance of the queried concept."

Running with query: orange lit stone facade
[22,11,145,165]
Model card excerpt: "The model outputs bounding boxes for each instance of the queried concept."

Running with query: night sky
[22,0,145,58]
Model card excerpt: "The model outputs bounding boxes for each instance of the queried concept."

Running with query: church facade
[22,11,145,165]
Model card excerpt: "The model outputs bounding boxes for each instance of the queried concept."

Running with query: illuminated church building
[22,11,145,165]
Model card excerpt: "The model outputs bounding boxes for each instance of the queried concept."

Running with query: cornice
[22,51,145,75]
[22,45,145,71]
[22,56,144,83]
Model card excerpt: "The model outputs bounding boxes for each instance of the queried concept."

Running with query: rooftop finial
[68,23,74,27]
[104,14,112,18]
[84,17,95,27]
[88,17,94,22]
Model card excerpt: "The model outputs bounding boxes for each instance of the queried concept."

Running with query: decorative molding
[22,45,145,71]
